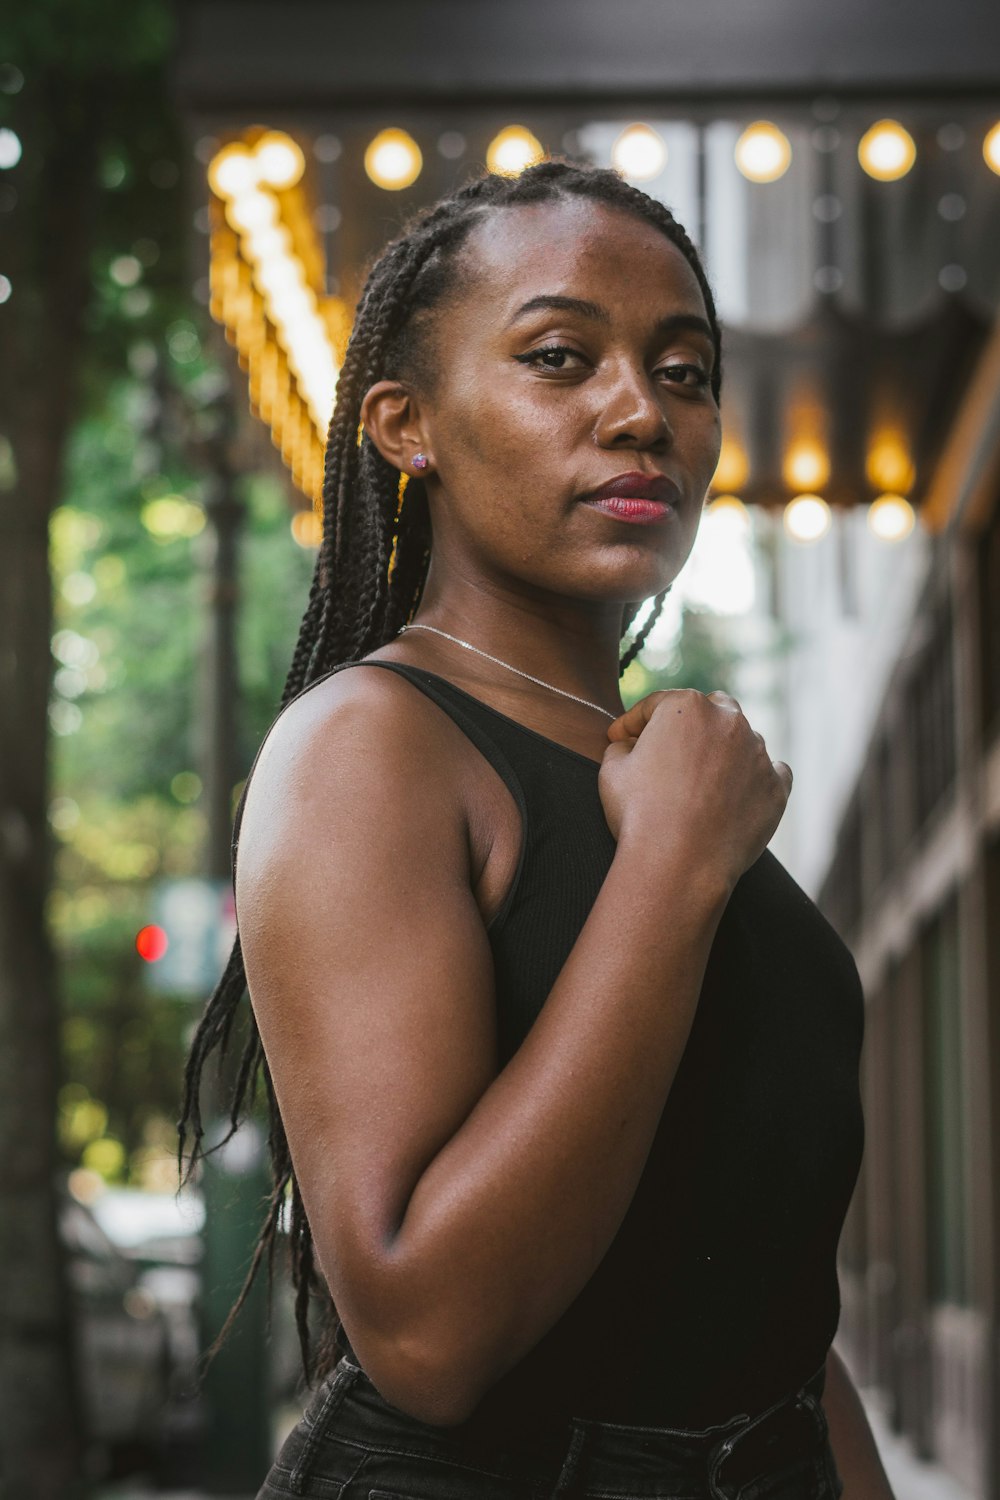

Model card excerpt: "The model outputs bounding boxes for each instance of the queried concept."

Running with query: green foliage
[0,0,175,77]
[23,16,315,1185]
[621,602,742,707]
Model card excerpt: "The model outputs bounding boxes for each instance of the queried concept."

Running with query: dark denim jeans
[259,1357,845,1500]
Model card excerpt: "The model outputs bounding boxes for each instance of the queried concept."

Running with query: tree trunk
[0,71,104,1496]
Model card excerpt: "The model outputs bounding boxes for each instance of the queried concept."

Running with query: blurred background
[2,0,999,1495]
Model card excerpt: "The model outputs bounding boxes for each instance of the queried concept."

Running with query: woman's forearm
[823,1346,896,1500]
[370,840,732,1421]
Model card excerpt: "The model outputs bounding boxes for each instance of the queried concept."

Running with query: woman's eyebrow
[506,294,610,326]
[505,295,714,346]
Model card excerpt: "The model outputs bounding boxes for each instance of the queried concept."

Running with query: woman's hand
[599,688,792,894]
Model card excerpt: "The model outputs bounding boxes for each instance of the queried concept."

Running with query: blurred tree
[0,2,308,1490]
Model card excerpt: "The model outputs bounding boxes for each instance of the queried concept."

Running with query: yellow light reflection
[208,131,343,507]
[734,122,792,183]
[253,131,306,190]
[712,439,750,493]
[783,441,830,492]
[291,510,323,548]
[858,120,916,181]
[487,125,545,177]
[225,191,279,234]
[611,124,667,182]
[866,432,914,493]
[784,494,831,542]
[984,123,1000,176]
[868,493,915,541]
[207,143,257,199]
[364,129,422,190]
[705,494,751,531]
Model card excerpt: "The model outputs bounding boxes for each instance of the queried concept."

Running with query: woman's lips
[582,495,674,524]
[580,471,680,523]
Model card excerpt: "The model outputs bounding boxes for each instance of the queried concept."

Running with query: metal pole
[193,397,273,1492]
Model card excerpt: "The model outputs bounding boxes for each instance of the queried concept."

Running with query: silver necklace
[399,623,619,721]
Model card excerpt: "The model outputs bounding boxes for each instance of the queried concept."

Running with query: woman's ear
[360,380,434,476]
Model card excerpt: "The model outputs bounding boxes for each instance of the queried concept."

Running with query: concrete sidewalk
[859,1387,978,1500]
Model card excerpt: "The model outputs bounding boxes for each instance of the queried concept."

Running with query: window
[921,894,968,1305]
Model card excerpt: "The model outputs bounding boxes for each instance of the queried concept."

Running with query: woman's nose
[595,366,672,449]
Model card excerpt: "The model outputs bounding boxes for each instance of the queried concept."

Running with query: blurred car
[88,1184,207,1468]
[59,1185,172,1471]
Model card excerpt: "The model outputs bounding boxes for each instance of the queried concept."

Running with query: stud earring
[412,453,429,471]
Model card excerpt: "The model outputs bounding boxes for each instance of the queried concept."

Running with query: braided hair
[178,158,723,1382]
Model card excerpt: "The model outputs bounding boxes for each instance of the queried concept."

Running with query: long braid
[178,158,724,1385]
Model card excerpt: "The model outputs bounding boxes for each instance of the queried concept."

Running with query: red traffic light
[136,924,169,962]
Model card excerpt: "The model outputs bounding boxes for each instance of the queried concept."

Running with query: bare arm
[238,674,788,1424]
[823,1347,896,1500]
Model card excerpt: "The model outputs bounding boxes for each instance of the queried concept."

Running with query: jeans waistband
[557,1363,829,1498]
[319,1357,831,1499]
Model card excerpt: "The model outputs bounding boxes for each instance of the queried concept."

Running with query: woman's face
[413,196,722,610]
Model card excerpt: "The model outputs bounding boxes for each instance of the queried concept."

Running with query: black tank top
[231,658,865,1432]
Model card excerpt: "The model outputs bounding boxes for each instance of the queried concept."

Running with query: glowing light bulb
[868,493,915,541]
[866,433,914,493]
[136,925,169,962]
[0,128,22,169]
[784,494,831,542]
[208,143,258,199]
[291,510,323,547]
[611,124,667,182]
[712,439,750,493]
[364,129,422,190]
[783,441,830,491]
[734,122,792,183]
[253,131,305,190]
[984,122,1000,176]
[705,494,751,531]
[487,125,544,177]
[858,120,916,181]
[225,190,279,234]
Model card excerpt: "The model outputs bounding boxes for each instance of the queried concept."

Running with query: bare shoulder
[231,660,503,1377]
[236,662,472,874]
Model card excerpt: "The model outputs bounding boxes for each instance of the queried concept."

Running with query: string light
[858,120,916,181]
[784,494,831,541]
[486,125,544,177]
[983,122,1000,176]
[611,124,667,182]
[783,441,830,492]
[868,493,915,541]
[735,122,792,183]
[364,129,422,190]
[207,130,344,508]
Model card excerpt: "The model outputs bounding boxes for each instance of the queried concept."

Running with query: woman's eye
[514,345,587,371]
[659,362,711,389]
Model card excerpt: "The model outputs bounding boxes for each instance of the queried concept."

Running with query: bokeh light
[983,122,1000,176]
[253,131,306,190]
[291,509,323,547]
[0,128,22,169]
[858,120,916,181]
[868,493,915,541]
[783,441,830,492]
[135,925,169,962]
[611,124,667,181]
[735,122,792,183]
[784,494,831,541]
[486,125,545,177]
[364,129,423,190]
[712,438,750,493]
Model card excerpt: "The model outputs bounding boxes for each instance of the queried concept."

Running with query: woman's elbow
[346,1322,495,1428]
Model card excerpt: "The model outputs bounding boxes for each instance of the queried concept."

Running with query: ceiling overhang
[173,0,1000,114]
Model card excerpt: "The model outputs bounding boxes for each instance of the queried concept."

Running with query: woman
[181,160,895,1499]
